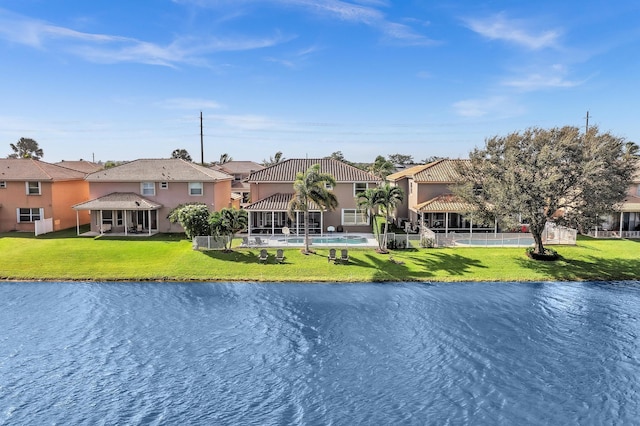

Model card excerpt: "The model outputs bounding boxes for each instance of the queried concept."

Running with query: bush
[526,247,559,261]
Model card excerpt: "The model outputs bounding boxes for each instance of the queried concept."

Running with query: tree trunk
[303,210,310,253]
[531,229,545,254]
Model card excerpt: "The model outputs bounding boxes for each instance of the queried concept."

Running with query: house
[0,159,90,233]
[211,161,264,208]
[245,158,379,236]
[594,159,640,237]
[54,160,103,174]
[73,158,233,235]
[387,159,489,233]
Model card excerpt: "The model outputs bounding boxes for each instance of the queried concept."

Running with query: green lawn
[1,228,639,282]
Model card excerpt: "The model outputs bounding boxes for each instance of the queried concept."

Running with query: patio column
[494,218,498,234]
[470,218,473,237]
[99,210,104,234]
[76,210,80,235]
[124,210,128,236]
[620,211,624,237]
[445,212,449,234]
[248,212,252,237]
[271,211,275,236]
[148,210,152,236]
[320,212,324,236]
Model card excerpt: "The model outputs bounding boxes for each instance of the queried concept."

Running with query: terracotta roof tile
[245,193,321,211]
[54,160,103,174]
[211,161,264,175]
[414,194,473,213]
[86,159,233,182]
[247,158,378,183]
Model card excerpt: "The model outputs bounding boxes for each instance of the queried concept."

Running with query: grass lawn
[1,228,639,282]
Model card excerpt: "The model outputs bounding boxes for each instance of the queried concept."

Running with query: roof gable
[0,159,87,181]
[247,158,378,183]
[86,158,233,182]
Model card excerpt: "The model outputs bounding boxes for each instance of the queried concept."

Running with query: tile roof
[413,194,474,213]
[211,161,264,175]
[54,160,103,174]
[247,158,379,183]
[621,194,640,212]
[245,193,321,211]
[86,159,233,182]
[387,159,469,183]
[73,192,162,210]
[0,158,87,181]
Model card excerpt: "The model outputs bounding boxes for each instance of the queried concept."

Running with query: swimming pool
[278,236,370,245]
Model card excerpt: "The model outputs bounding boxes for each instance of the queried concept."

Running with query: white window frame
[26,181,41,195]
[0,181,6,189]
[17,207,43,223]
[353,182,368,197]
[141,182,155,196]
[189,182,203,196]
[342,208,369,226]
[160,182,169,189]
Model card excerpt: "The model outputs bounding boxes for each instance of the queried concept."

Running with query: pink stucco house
[73,158,233,235]
[245,158,379,236]
[0,159,90,233]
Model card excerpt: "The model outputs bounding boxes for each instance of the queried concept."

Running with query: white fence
[411,223,577,248]
[587,230,640,239]
[35,218,53,236]
[192,236,230,250]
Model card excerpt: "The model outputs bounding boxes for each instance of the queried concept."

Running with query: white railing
[588,230,640,239]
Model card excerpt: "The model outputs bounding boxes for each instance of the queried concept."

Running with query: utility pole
[200,111,204,165]
[585,110,590,133]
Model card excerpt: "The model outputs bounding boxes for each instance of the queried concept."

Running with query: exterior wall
[87,180,232,233]
[391,179,410,221]
[627,182,640,197]
[0,180,52,232]
[51,180,90,231]
[416,182,452,204]
[249,181,377,233]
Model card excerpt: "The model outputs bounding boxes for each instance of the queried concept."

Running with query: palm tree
[376,184,405,251]
[209,207,248,251]
[358,184,404,252]
[357,188,384,252]
[288,164,338,254]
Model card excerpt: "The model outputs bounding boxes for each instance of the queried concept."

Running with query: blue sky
[1,1,639,164]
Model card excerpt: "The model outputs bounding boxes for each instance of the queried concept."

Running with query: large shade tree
[288,164,338,254]
[209,207,248,251]
[455,126,636,256]
[8,137,44,160]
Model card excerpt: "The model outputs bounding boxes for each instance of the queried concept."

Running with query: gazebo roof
[73,192,163,210]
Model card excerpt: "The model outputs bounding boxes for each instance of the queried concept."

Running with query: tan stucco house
[244,158,379,236]
[0,159,90,233]
[73,158,233,235]
[211,160,264,208]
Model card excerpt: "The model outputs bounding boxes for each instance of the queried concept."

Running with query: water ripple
[0,281,639,424]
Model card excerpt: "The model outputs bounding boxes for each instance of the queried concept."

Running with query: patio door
[136,210,158,230]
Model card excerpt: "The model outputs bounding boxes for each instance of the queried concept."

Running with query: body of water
[278,236,369,245]
[1,281,639,425]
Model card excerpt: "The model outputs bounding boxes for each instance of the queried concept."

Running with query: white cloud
[502,64,587,91]
[0,8,290,67]
[452,96,524,118]
[464,13,560,50]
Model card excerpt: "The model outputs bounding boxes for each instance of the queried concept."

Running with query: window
[0,181,6,189]
[17,208,43,223]
[141,182,155,196]
[342,209,369,226]
[116,211,123,226]
[234,174,242,181]
[189,182,203,196]
[636,185,640,197]
[354,182,368,196]
[325,182,334,190]
[102,210,113,224]
[160,182,169,189]
[26,181,41,195]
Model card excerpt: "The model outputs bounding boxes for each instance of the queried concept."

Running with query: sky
[1,1,640,165]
